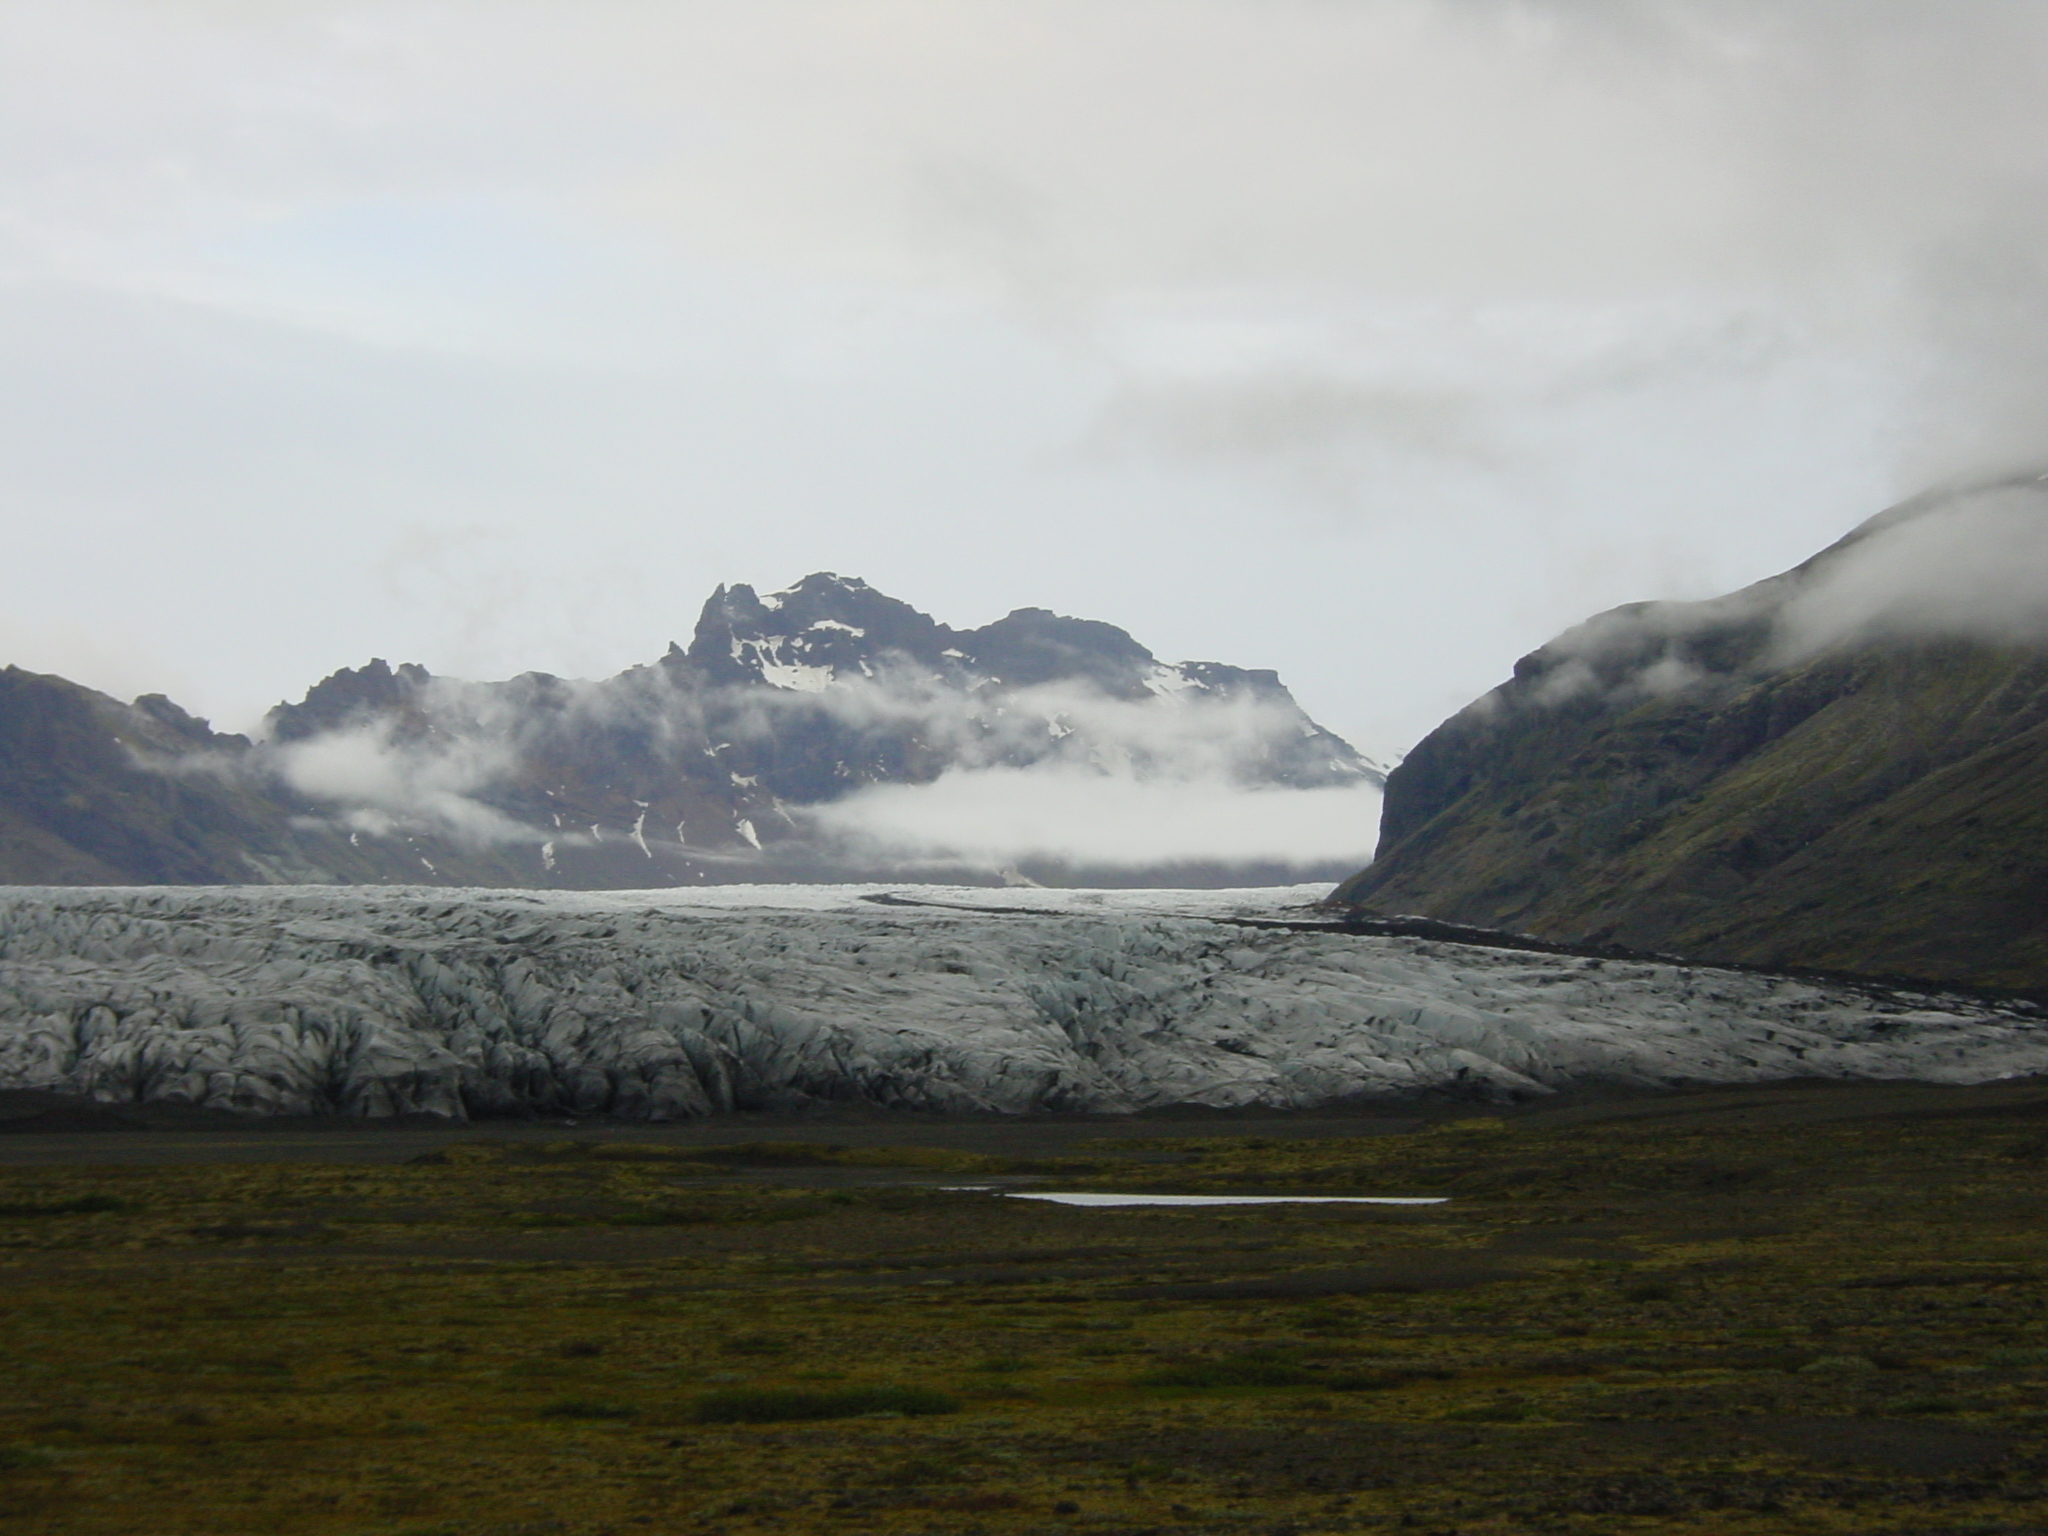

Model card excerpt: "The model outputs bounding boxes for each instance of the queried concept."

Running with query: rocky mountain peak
[267,658,435,743]
[966,607,1159,693]
[131,693,236,747]
[3,572,1378,892]
[685,572,949,689]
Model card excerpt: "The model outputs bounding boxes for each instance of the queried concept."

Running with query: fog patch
[804,766,1378,869]
[1503,478,2048,712]
[272,722,536,846]
[121,744,245,779]
[1776,481,2048,659]
[733,669,1372,786]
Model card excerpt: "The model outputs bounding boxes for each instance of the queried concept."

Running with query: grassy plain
[1,1079,2045,1535]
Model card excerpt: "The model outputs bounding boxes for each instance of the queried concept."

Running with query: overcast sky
[5,0,2048,773]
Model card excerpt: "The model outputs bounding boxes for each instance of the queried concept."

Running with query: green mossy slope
[1337,498,2048,990]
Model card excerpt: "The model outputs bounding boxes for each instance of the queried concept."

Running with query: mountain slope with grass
[0,665,367,886]
[1333,476,2048,991]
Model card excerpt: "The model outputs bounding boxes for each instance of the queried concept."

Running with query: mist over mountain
[1334,475,2048,991]
[0,574,1379,890]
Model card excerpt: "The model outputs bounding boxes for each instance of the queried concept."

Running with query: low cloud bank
[1505,478,2048,714]
[727,667,1374,786]
[1776,480,2048,659]
[271,722,537,846]
[803,767,1379,870]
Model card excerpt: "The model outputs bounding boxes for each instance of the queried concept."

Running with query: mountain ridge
[2,574,1377,890]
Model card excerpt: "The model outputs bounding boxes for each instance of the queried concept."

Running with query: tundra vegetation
[0,1079,2044,1534]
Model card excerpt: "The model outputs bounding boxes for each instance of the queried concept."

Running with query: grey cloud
[1081,306,1818,514]
[1087,371,1506,495]
[10,1,2048,768]
[802,769,1378,870]
[731,665,1373,787]
[1898,226,2048,486]
[1774,481,2048,660]
[761,668,1380,871]
[1502,476,2048,714]
[270,721,537,846]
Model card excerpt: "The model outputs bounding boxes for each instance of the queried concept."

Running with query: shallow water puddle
[961,1190,1449,1207]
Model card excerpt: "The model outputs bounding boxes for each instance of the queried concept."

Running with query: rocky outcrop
[1,885,2040,1119]
[1334,477,2048,991]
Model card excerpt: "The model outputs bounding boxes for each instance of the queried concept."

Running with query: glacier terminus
[2,884,2042,1121]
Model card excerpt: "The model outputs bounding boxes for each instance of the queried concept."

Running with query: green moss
[536,1398,638,1420]
[1343,630,2048,990]
[691,1386,960,1423]
[1135,1353,1322,1389]
[1,1086,2045,1531]
[0,1194,137,1218]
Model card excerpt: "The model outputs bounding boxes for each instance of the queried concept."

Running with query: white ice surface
[0,884,2042,1121]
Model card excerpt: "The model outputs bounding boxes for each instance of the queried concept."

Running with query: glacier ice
[0,884,2042,1121]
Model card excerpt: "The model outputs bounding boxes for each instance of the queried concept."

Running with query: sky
[5,0,2048,786]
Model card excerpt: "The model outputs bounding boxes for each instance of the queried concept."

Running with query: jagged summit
[267,658,438,744]
[2,574,1377,891]
[685,574,947,690]
[681,572,1282,702]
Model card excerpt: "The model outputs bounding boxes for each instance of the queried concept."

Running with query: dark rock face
[265,658,436,744]
[686,575,950,686]
[1,575,1376,890]
[1335,478,2048,991]
[0,666,289,884]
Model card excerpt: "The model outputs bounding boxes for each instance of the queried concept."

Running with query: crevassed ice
[0,884,2041,1123]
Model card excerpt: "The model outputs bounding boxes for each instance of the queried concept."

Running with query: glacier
[0,884,2042,1121]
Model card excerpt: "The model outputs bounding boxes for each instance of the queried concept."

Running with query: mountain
[1,574,1377,889]
[1332,475,2048,991]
